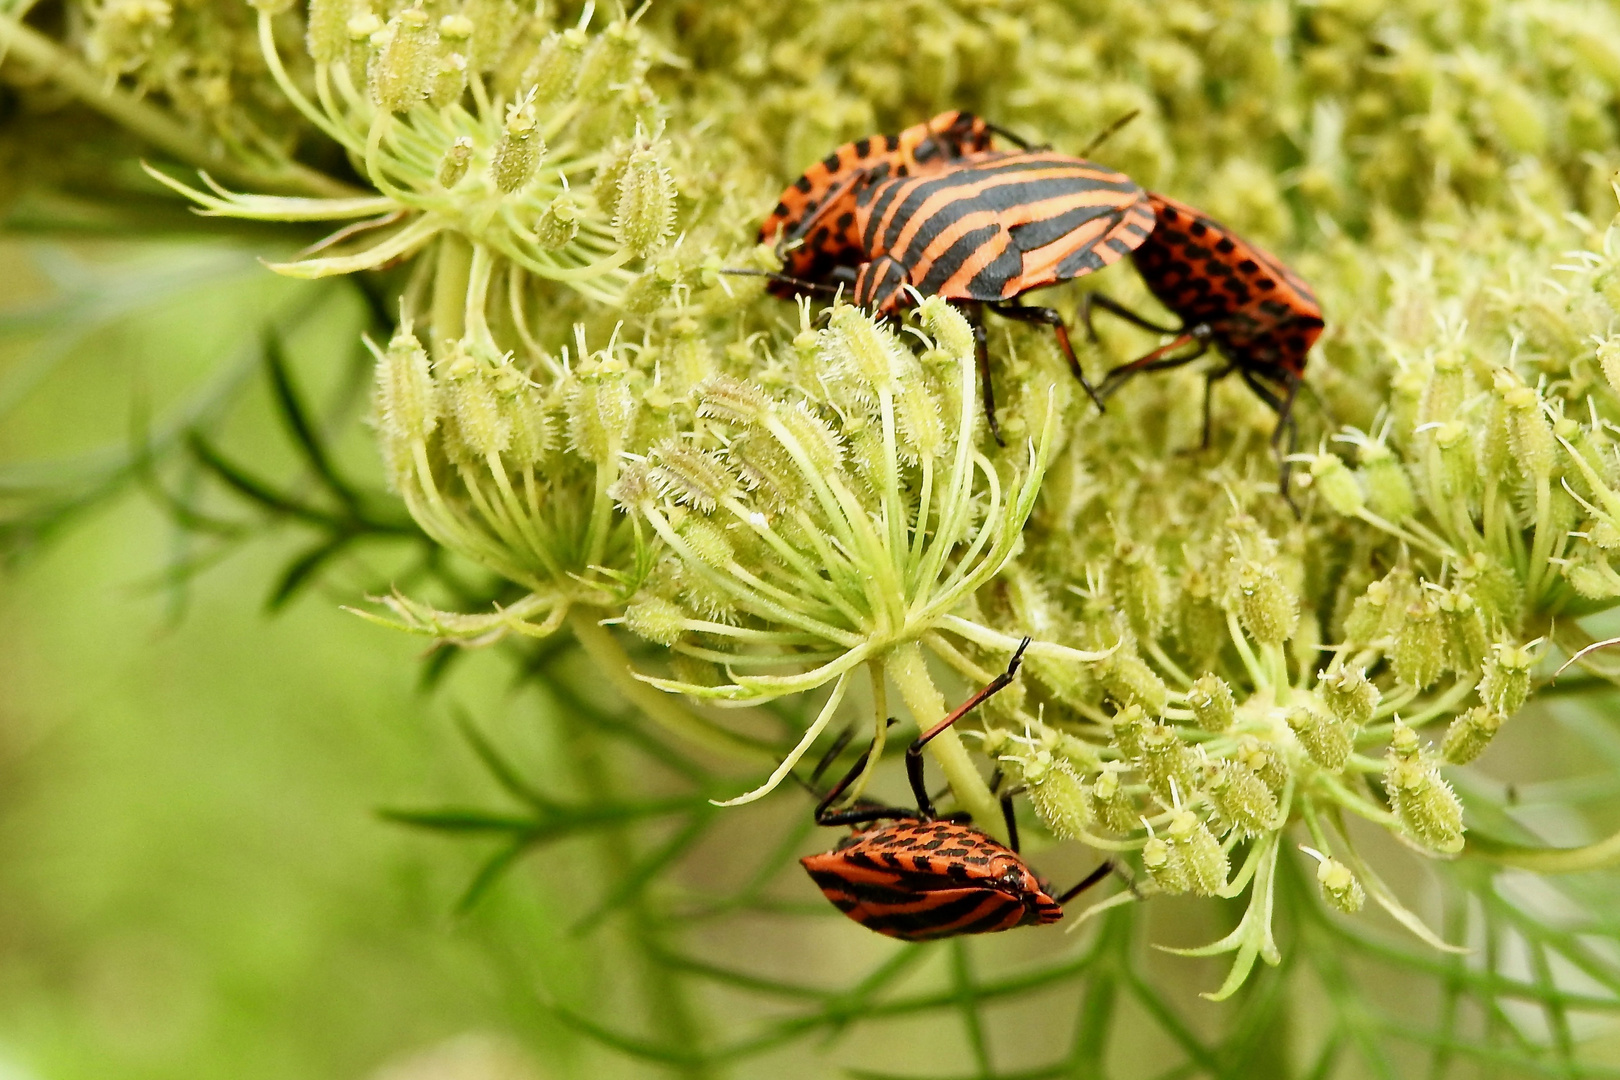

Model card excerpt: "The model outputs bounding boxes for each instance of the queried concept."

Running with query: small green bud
[308,0,360,65]
[1359,443,1416,522]
[1343,569,1411,643]
[614,148,677,256]
[438,136,474,188]
[439,340,509,458]
[578,19,643,98]
[1142,836,1184,893]
[1315,857,1365,913]
[1235,735,1289,791]
[696,375,771,427]
[1497,374,1557,479]
[370,6,436,114]
[1319,664,1378,728]
[1433,421,1477,499]
[526,28,589,104]
[1115,542,1168,641]
[1478,643,1533,715]
[1233,559,1299,646]
[1100,652,1169,716]
[346,12,382,73]
[917,296,976,359]
[1310,452,1364,515]
[491,98,544,193]
[1385,736,1465,854]
[649,443,739,513]
[1419,350,1468,429]
[429,49,468,109]
[1176,564,1227,661]
[1052,731,1104,774]
[1089,769,1139,834]
[1187,674,1235,732]
[533,192,583,248]
[677,516,734,569]
[1438,589,1489,672]
[373,326,438,444]
[1167,810,1228,896]
[1021,752,1092,841]
[564,358,634,466]
[1287,705,1353,771]
[1207,760,1277,838]
[1138,721,1194,804]
[501,380,552,469]
[1442,706,1504,765]
[1390,592,1447,689]
[1110,705,1148,759]
[1600,335,1620,398]
[623,258,686,315]
[624,596,687,646]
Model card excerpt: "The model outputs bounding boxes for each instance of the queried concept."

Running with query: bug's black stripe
[1057,243,1113,278]
[861,892,1013,937]
[916,221,1003,295]
[1006,201,1125,254]
[962,239,1025,299]
[806,870,944,908]
[926,897,1028,937]
[878,171,1138,256]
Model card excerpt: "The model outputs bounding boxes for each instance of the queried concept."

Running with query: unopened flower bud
[1115,542,1168,640]
[308,0,358,65]
[370,6,436,114]
[1207,760,1277,837]
[1600,335,1620,398]
[1419,350,1467,429]
[1288,705,1353,770]
[346,12,382,73]
[1478,643,1533,715]
[696,375,770,427]
[1167,810,1228,896]
[1233,559,1298,645]
[1391,592,1447,688]
[429,49,468,108]
[1318,664,1377,728]
[1089,769,1139,833]
[564,359,634,466]
[1110,705,1148,759]
[676,516,734,569]
[1310,452,1364,515]
[624,596,687,646]
[1142,835,1184,893]
[440,341,509,458]
[1359,443,1416,522]
[1101,652,1169,715]
[1385,742,1465,854]
[438,136,474,188]
[373,327,438,445]
[1235,735,1289,791]
[1020,751,1092,841]
[649,443,738,513]
[532,192,583,248]
[437,13,473,40]
[1138,721,1194,803]
[1441,706,1504,764]
[1433,421,1477,498]
[578,19,642,98]
[1316,856,1365,912]
[1438,589,1489,672]
[1497,375,1557,479]
[1187,674,1235,732]
[526,28,589,103]
[918,295,976,358]
[491,99,544,193]
[614,148,677,256]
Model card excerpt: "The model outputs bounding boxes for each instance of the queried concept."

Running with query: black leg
[1056,860,1115,905]
[1000,793,1020,854]
[1239,369,1303,517]
[989,302,1104,412]
[1096,337,1209,401]
[1080,292,1184,339]
[816,804,921,829]
[1199,363,1236,451]
[905,637,1032,815]
[959,301,1005,447]
[809,726,858,786]
[814,720,898,824]
[1076,109,1141,157]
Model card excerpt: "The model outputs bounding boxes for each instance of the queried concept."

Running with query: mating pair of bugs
[752,110,1326,495]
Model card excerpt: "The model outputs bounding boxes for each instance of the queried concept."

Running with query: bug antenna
[984,121,1036,150]
[1077,109,1141,158]
[719,268,841,295]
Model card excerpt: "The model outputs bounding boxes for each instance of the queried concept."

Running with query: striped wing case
[852,151,1156,312]
[1133,191,1324,378]
[800,819,1062,941]
[758,111,1000,296]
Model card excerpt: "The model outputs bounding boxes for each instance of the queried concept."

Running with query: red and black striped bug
[1083,191,1325,501]
[758,110,1025,295]
[748,115,1151,443]
[800,639,1113,941]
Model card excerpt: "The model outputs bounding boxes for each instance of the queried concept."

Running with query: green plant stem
[0,16,357,199]
[568,612,774,765]
[1467,827,1620,872]
[431,232,473,352]
[884,641,1004,842]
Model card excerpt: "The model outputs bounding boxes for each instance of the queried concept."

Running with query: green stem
[431,232,474,353]
[1467,828,1620,872]
[885,641,1004,842]
[0,16,356,199]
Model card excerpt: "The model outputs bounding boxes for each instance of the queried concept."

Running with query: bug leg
[906,637,1032,816]
[989,302,1104,412]
[1193,363,1237,452]
[813,719,900,824]
[960,301,1004,447]
[1056,861,1116,905]
[1239,369,1304,516]
[1096,336,1208,401]
[809,725,859,786]
[1000,793,1021,854]
[1081,292,1184,339]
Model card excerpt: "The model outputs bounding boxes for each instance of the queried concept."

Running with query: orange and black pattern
[758,111,1002,297]
[851,151,1156,313]
[1133,192,1324,380]
[800,819,1062,941]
